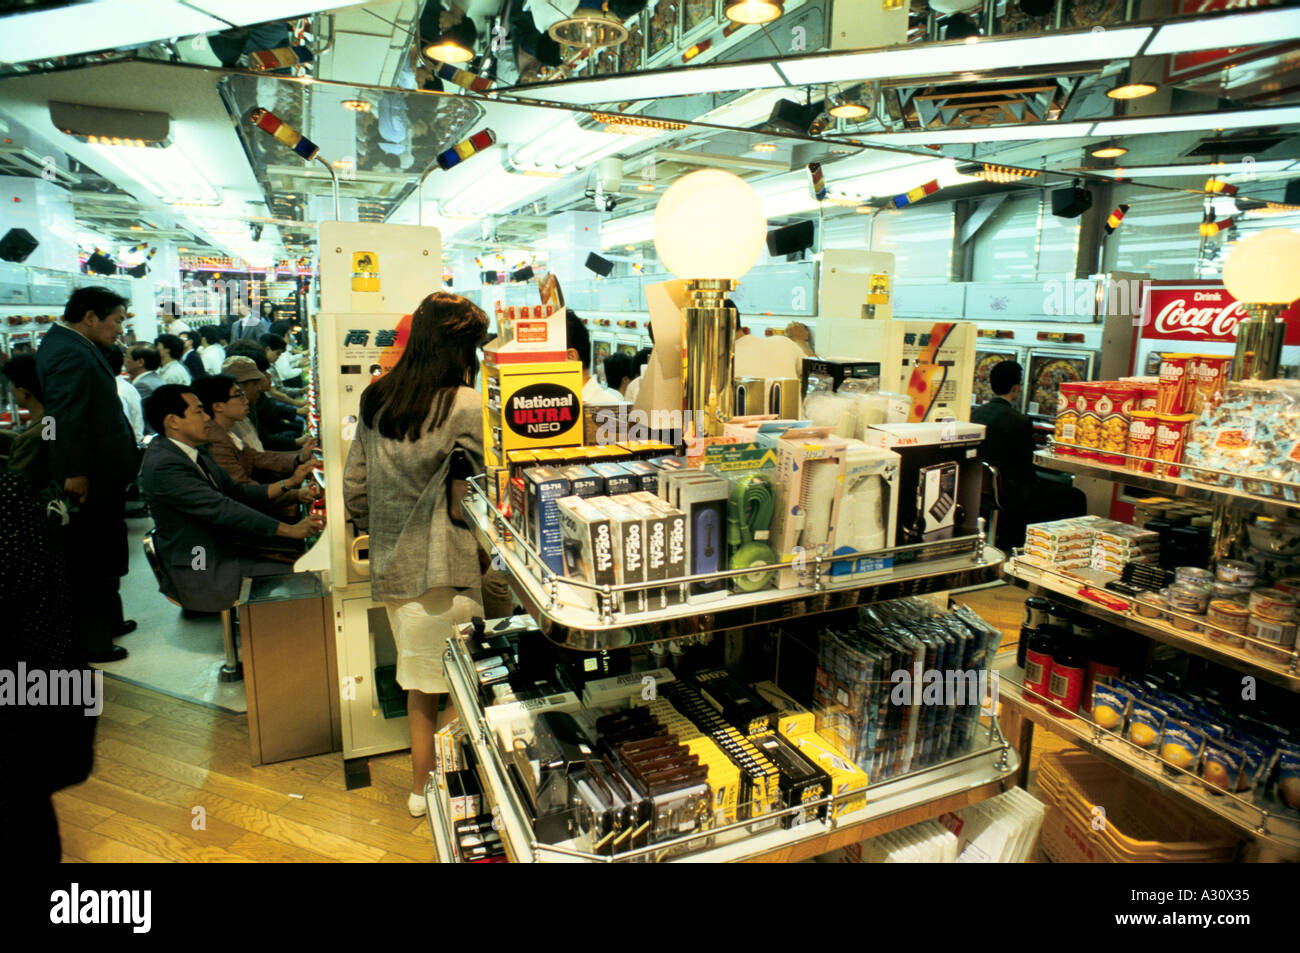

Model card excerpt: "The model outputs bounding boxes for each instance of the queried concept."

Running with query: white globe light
[1223,228,1300,304]
[654,169,767,281]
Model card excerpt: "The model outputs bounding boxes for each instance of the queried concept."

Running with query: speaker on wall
[0,228,39,263]
[482,270,499,284]
[1051,186,1093,219]
[766,220,815,257]
[511,265,535,282]
[585,252,613,277]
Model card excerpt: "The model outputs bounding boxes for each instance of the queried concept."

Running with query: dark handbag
[447,445,475,528]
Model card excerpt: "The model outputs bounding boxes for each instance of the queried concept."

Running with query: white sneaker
[408,792,428,818]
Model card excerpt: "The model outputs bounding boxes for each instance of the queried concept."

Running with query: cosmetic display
[425,598,1017,863]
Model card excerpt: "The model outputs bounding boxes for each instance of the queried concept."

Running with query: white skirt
[385,586,482,694]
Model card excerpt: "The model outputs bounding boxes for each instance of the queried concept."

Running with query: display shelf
[437,632,1019,864]
[1002,555,1300,692]
[423,773,459,864]
[1036,446,1300,518]
[466,476,1005,650]
[995,659,1300,857]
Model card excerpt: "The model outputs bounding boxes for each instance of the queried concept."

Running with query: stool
[141,530,242,682]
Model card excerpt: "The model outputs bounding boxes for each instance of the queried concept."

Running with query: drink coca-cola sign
[1140,282,1300,345]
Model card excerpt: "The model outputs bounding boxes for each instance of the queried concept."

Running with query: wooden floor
[53,678,433,863]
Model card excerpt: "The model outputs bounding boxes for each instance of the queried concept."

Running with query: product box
[620,459,660,493]
[634,491,687,607]
[588,460,638,496]
[623,495,672,610]
[665,472,730,603]
[581,667,677,707]
[830,439,901,580]
[865,422,985,557]
[588,496,647,613]
[495,303,566,356]
[800,357,883,396]
[484,690,583,750]
[560,465,604,499]
[522,467,572,575]
[752,681,816,737]
[788,731,869,819]
[770,433,849,588]
[557,496,616,613]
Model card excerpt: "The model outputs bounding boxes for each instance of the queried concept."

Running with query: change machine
[298,221,443,777]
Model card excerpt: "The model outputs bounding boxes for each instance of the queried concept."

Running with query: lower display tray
[430,630,1020,863]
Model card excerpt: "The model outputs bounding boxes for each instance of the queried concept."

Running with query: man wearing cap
[222,355,305,452]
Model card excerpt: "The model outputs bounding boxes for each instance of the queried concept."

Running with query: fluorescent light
[1088,160,1296,178]
[90,142,221,206]
[777,27,1152,84]
[860,121,1095,145]
[1147,7,1300,56]
[1106,83,1159,100]
[1093,106,1300,136]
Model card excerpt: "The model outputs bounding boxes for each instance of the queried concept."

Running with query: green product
[728,473,778,592]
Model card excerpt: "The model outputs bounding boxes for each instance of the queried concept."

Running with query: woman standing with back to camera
[343,292,488,817]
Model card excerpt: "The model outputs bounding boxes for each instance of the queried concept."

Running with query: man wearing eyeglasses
[192,374,318,511]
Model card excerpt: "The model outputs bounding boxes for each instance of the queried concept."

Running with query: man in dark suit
[37,287,140,663]
[972,360,1086,546]
[138,385,322,613]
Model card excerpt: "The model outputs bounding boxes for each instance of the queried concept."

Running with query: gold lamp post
[653,169,767,441]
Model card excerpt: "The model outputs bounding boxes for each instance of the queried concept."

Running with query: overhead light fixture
[638,183,655,192]
[724,0,784,25]
[89,140,221,206]
[342,99,371,112]
[1091,143,1127,158]
[590,113,687,136]
[1107,82,1158,100]
[828,85,872,120]
[550,5,628,49]
[956,162,1040,183]
[752,142,778,153]
[424,18,476,64]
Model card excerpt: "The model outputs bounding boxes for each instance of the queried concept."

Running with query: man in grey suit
[37,287,140,663]
[138,385,322,613]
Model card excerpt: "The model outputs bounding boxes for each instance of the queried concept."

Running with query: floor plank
[60,825,173,864]
[275,800,433,861]
[90,814,253,863]
[60,777,248,849]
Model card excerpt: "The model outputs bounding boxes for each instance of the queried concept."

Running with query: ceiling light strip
[1145,7,1300,56]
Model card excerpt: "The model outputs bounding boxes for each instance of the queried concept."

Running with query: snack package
[1091,684,1130,733]
[1054,382,1084,456]
[1127,695,1165,750]
[1126,410,1158,472]
[1153,413,1195,477]
[1158,718,1205,773]
[1190,355,1232,415]
[1096,382,1138,465]
[1075,382,1103,459]
[1157,354,1196,415]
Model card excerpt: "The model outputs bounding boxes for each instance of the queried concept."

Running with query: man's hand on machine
[297,481,322,504]
[296,437,319,463]
[277,513,325,539]
[288,460,315,487]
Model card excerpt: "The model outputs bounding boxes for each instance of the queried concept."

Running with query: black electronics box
[751,731,831,826]
[800,357,882,396]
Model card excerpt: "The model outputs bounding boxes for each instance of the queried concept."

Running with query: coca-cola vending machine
[1131,280,1300,379]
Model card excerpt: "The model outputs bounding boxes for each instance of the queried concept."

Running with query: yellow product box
[752,681,816,737]
[682,738,740,824]
[790,731,869,819]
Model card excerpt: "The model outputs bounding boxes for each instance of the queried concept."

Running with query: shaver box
[588,461,638,496]
[830,439,901,581]
[771,434,849,589]
[633,492,686,608]
[665,473,730,603]
[620,459,660,494]
[864,422,985,558]
[557,495,616,613]
[622,496,671,610]
[588,496,647,613]
[522,467,572,576]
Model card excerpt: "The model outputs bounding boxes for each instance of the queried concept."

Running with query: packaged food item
[1074,383,1103,459]
[1175,566,1214,586]
[1096,382,1138,465]
[1135,591,1166,618]
[1201,739,1243,793]
[1082,633,1123,714]
[1022,626,1058,706]
[1138,381,1159,412]
[1246,614,1297,652]
[1206,600,1249,647]
[1236,738,1267,793]
[1168,582,1209,614]
[1216,559,1258,588]
[1156,354,1196,415]
[1153,413,1196,478]
[1053,382,1083,456]
[1126,411,1158,473]
[1273,576,1300,595]
[1249,587,1298,621]
[1277,748,1300,810]
[1158,719,1205,773]
[1018,596,1053,670]
[1127,696,1165,750]
[1091,684,1129,731]
[1190,355,1232,414]
[1046,635,1087,718]
[1207,582,1248,603]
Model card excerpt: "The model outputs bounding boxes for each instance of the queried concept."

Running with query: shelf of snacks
[1003,554,1300,692]
[995,661,1300,856]
[466,474,1004,651]
[432,601,1018,864]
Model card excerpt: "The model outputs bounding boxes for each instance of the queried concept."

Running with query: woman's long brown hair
[359,292,487,441]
